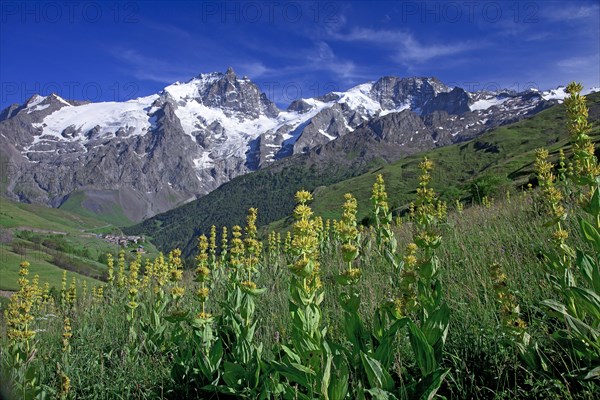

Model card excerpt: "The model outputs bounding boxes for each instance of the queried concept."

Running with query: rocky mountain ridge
[0,68,588,222]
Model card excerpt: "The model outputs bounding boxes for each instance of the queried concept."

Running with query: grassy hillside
[129,92,600,256]
[1,196,115,233]
[2,187,598,398]
[0,198,159,293]
[58,190,133,227]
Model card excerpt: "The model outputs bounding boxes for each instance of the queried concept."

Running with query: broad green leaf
[576,250,598,289]
[408,321,437,376]
[584,366,600,380]
[415,368,450,400]
[373,318,408,368]
[328,354,349,400]
[321,341,333,400]
[271,360,316,390]
[360,351,394,391]
[222,361,246,388]
[569,287,600,321]
[422,303,450,350]
[364,388,399,399]
[579,218,600,252]
[280,344,301,364]
[582,185,600,216]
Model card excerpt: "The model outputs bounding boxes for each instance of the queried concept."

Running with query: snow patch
[541,87,568,101]
[26,95,47,108]
[193,151,214,169]
[27,104,50,113]
[318,129,336,140]
[470,97,509,111]
[35,94,159,142]
[380,102,410,116]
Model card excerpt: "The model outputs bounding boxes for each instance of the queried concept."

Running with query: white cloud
[542,3,600,22]
[108,48,199,84]
[557,56,598,71]
[330,27,480,63]
[554,54,600,89]
[238,62,271,78]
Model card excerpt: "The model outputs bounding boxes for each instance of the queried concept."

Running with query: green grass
[58,191,132,227]
[0,244,100,291]
[2,192,598,398]
[0,198,108,233]
[0,197,161,294]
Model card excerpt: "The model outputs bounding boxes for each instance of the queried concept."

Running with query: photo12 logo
[1,81,140,105]
[260,81,340,104]
[399,1,539,23]
[199,1,341,24]
[1,1,140,24]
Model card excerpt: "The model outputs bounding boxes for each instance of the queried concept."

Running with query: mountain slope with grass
[0,198,159,294]
[127,92,600,256]
[305,91,600,223]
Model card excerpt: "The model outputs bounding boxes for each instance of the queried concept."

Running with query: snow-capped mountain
[0,68,590,222]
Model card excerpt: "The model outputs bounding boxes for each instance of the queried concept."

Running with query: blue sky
[1,0,598,109]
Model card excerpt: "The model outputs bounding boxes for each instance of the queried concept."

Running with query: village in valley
[102,234,146,252]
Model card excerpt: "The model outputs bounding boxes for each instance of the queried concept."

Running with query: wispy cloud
[542,3,600,22]
[142,20,193,39]
[330,27,480,64]
[557,55,600,72]
[107,48,197,83]
[238,62,271,78]
[312,41,357,78]
[555,54,600,89]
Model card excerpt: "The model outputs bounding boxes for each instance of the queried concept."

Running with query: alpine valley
[0,67,587,227]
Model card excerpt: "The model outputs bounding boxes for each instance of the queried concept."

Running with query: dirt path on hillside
[0,290,15,298]
[12,227,67,235]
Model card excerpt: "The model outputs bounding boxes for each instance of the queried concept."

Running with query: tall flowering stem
[526,84,600,378]
[3,261,42,398]
[338,194,361,284]
[394,158,450,398]
[5,262,37,349]
[411,158,446,318]
[195,235,211,318]
[564,82,599,190]
[214,209,267,394]
[273,190,330,397]
[371,174,397,257]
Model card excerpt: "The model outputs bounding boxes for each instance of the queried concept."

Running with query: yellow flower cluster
[392,243,418,318]
[5,262,37,346]
[168,250,184,300]
[565,82,600,186]
[290,190,322,290]
[67,277,77,306]
[209,225,218,269]
[338,194,361,284]
[243,208,262,286]
[220,226,228,264]
[127,253,141,312]
[62,317,72,352]
[534,148,568,246]
[106,253,115,286]
[117,250,126,288]
[489,263,527,333]
[230,225,245,270]
[196,235,211,315]
[371,174,390,212]
[59,368,71,398]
